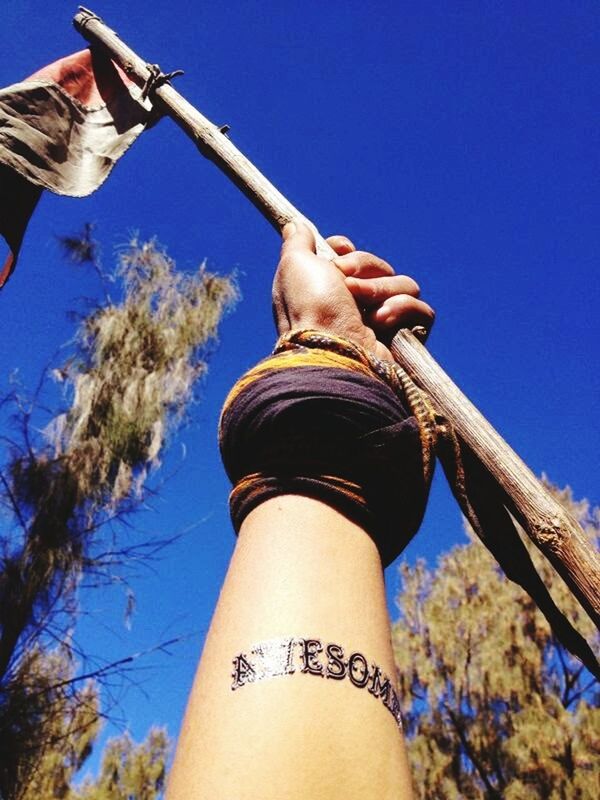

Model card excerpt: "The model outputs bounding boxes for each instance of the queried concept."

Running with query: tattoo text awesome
[231,636,403,729]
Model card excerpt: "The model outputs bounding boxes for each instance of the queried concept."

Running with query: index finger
[326,234,356,256]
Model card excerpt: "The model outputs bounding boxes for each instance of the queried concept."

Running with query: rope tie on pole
[141,64,185,100]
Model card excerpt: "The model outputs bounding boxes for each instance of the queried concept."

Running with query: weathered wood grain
[391,331,600,627]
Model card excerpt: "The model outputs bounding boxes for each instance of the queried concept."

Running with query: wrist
[219,330,431,566]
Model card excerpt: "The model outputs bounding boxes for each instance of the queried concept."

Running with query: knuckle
[332,254,350,272]
[353,251,371,269]
[369,278,386,298]
[395,293,415,310]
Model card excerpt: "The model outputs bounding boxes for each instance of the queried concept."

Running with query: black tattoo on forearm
[231,636,403,729]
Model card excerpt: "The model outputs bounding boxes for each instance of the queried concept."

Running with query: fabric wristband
[218,330,430,566]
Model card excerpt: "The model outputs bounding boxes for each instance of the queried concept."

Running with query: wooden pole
[392,332,600,628]
[73,7,600,628]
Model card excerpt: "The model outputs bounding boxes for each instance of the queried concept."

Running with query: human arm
[166,224,434,799]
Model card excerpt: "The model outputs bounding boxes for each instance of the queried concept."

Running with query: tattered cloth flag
[0,48,155,287]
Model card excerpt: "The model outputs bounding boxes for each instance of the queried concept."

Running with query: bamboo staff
[73,6,600,629]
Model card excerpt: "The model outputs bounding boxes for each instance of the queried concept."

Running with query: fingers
[366,295,435,334]
[333,251,396,279]
[276,221,434,346]
[282,225,393,282]
[344,274,421,304]
[345,273,434,338]
[282,224,354,257]
[326,234,355,256]
[281,220,317,258]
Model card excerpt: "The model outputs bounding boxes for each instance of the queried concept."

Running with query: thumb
[281,219,317,257]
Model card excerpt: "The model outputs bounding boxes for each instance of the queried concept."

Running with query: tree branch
[444,704,503,800]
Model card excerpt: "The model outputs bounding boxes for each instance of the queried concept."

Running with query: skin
[273,221,434,359]
[166,222,434,799]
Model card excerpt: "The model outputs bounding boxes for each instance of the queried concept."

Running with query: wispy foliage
[73,727,169,800]
[0,233,237,799]
[54,236,237,504]
[393,483,600,799]
[10,646,169,800]
[57,223,99,266]
[2,646,100,800]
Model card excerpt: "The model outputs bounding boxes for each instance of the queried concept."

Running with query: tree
[4,646,100,799]
[11,645,169,800]
[72,727,169,800]
[393,483,599,799]
[0,231,237,799]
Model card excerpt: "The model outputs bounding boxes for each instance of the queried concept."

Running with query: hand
[272,220,435,362]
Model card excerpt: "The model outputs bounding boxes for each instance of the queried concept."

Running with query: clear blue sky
[1,0,598,772]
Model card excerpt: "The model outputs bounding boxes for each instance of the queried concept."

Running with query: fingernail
[282,221,296,239]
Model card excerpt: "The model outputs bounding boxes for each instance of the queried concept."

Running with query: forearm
[166,495,413,799]
[167,316,431,797]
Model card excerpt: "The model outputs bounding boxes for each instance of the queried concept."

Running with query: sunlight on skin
[166,496,414,800]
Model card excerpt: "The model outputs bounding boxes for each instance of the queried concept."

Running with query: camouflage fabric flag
[0,48,154,287]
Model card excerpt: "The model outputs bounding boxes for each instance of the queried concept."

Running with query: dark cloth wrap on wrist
[218,331,430,566]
